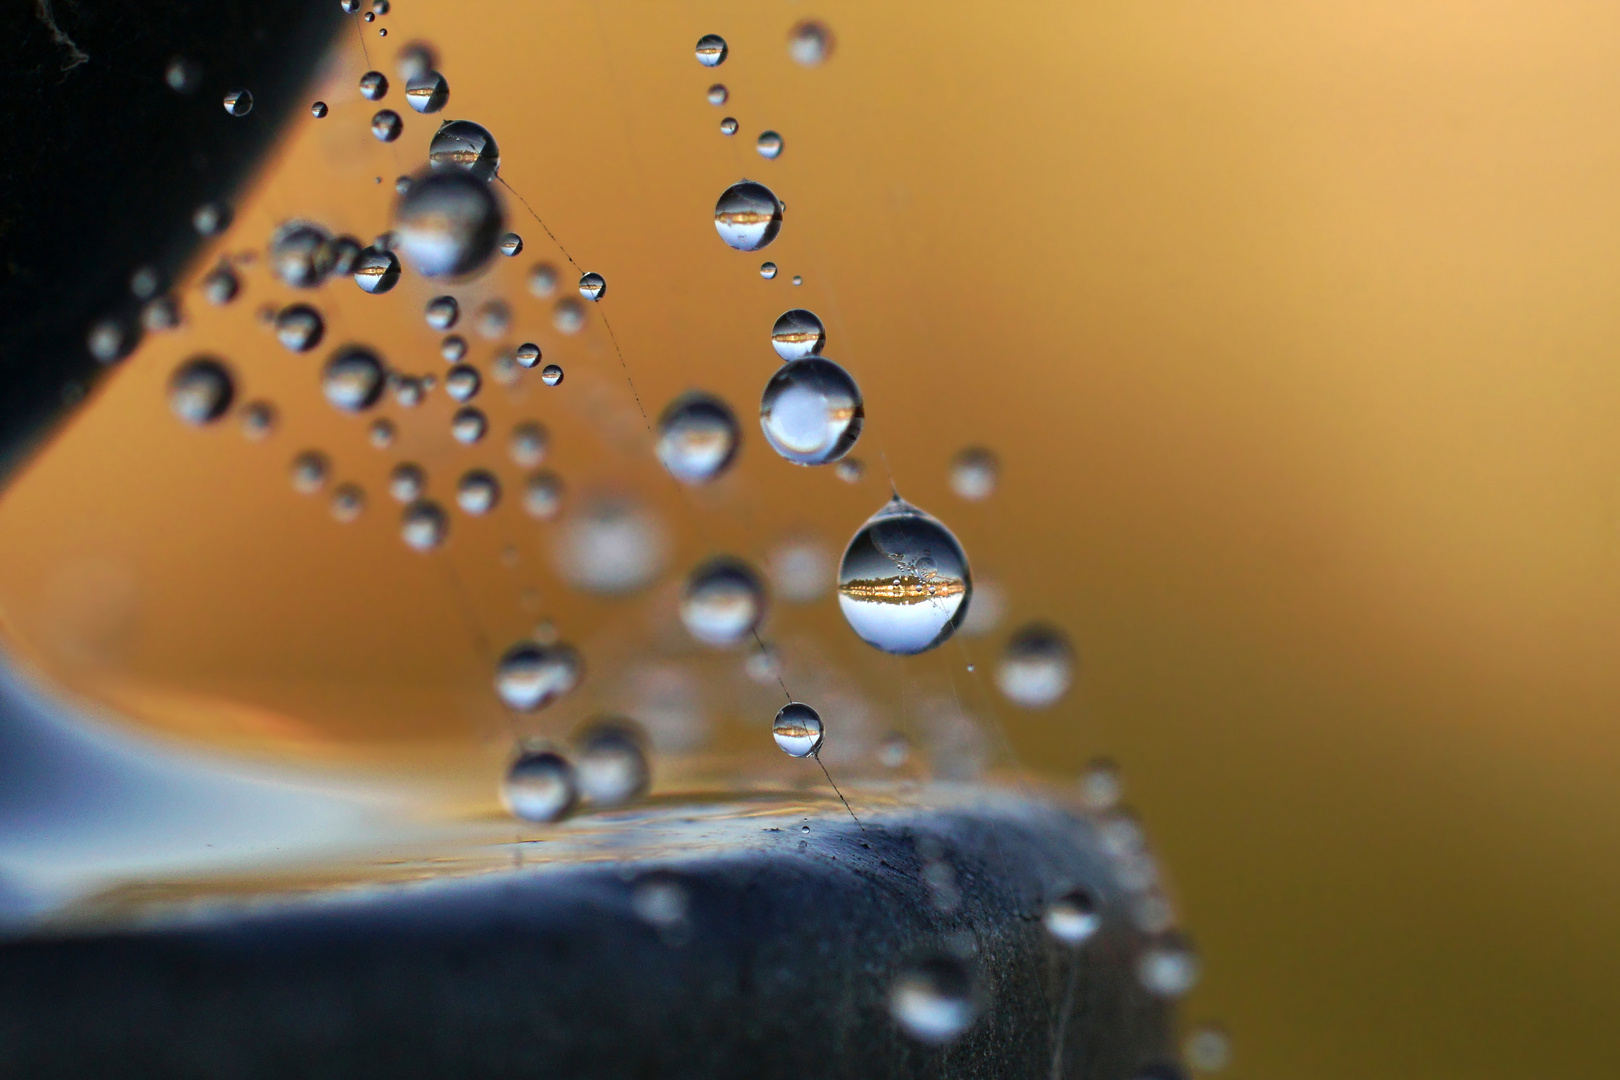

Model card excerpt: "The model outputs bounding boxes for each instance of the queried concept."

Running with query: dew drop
[290,450,330,494]
[681,557,765,648]
[770,308,825,360]
[455,469,500,515]
[877,732,911,769]
[393,169,503,278]
[791,275,803,286]
[719,117,738,136]
[631,872,688,928]
[706,83,728,106]
[223,89,253,117]
[528,262,558,298]
[270,221,336,288]
[498,232,523,257]
[513,342,542,368]
[400,498,448,550]
[389,463,426,503]
[130,266,163,301]
[1184,1025,1232,1073]
[522,470,564,519]
[404,71,449,113]
[141,296,180,333]
[1044,887,1102,946]
[575,720,651,806]
[759,262,778,280]
[321,347,386,412]
[274,304,324,352]
[656,392,740,485]
[768,538,832,603]
[495,641,583,711]
[168,357,234,425]
[428,119,500,180]
[443,364,480,403]
[1079,757,1122,812]
[695,33,727,67]
[425,294,459,329]
[756,131,783,160]
[552,299,585,334]
[575,271,606,302]
[201,264,239,305]
[326,235,363,275]
[165,56,201,94]
[441,334,468,362]
[331,484,366,523]
[359,70,388,100]
[368,418,395,448]
[772,701,824,757]
[889,956,978,1045]
[503,750,577,823]
[192,202,231,236]
[451,406,488,444]
[87,318,135,365]
[371,109,403,142]
[352,246,401,292]
[788,20,835,67]
[759,357,863,465]
[397,41,436,80]
[509,421,547,466]
[311,101,328,118]
[950,447,999,500]
[364,10,374,22]
[996,623,1074,708]
[340,0,359,12]
[837,496,972,655]
[391,375,425,407]
[1137,934,1200,998]
[714,180,784,251]
[540,363,565,387]
[835,458,864,484]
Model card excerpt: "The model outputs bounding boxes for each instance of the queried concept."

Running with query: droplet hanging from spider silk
[352,246,401,292]
[359,70,388,100]
[706,83,728,106]
[495,641,583,712]
[837,496,971,655]
[455,469,500,515]
[759,357,863,465]
[714,180,784,251]
[656,392,740,485]
[393,169,503,278]
[223,89,253,116]
[405,71,449,113]
[428,119,500,179]
[578,272,606,301]
[499,232,523,257]
[756,131,783,159]
[503,750,577,823]
[270,222,336,287]
[772,701,824,758]
[370,109,403,142]
[694,33,727,67]
[680,557,765,648]
[425,295,459,329]
[400,499,448,550]
[770,308,825,360]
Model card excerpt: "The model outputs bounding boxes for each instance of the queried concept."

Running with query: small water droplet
[770,308,825,360]
[290,450,330,494]
[141,296,180,333]
[788,20,834,67]
[575,720,651,806]
[695,33,728,67]
[503,749,577,823]
[270,221,336,288]
[165,56,201,94]
[440,334,468,362]
[456,469,500,514]
[522,470,564,519]
[371,109,403,142]
[339,0,360,12]
[274,304,324,352]
[714,180,784,251]
[388,463,425,502]
[1137,934,1200,998]
[996,623,1074,708]
[352,246,401,292]
[572,272,605,302]
[950,447,998,500]
[201,263,239,305]
[681,557,765,648]
[772,701,823,757]
[838,496,972,655]
[540,363,565,387]
[404,71,449,113]
[363,10,375,21]
[168,357,234,425]
[528,262,558,298]
[359,71,388,100]
[706,83,728,106]
[391,375,425,408]
[428,119,500,179]
[400,498,448,550]
[367,418,395,448]
[322,347,386,412]
[496,641,583,711]
[877,732,911,768]
[498,232,523,257]
[394,169,504,277]
[240,401,276,440]
[1044,887,1102,946]
[656,392,739,485]
[311,101,328,118]
[451,406,488,444]
[443,363,479,403]
[327,235,363,275]
[759,357,863,465]
[719,117,738,136]
[835,458,864,484]
[760,262,778,280]
[756,131,783,159]
[552,299,585,334]
[476,299,510,337]
[222,89,253,117]
[424,295,459,329]
[768,538,832,603]
[791,274,803,286]
[509,421,547,466]
[889,956,978,1045]
[192,202,231,236]
[1079,757,1122,812]
[129,266,162,301]
[331,483,365,522]
[1184,1025,1232,1073]
[513,342,542,368]
[398,42,436,80]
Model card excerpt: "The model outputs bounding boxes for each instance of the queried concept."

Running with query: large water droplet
[456,469,500,515]
[656,392,740,485]
[714,180,784,251]
[770,308,825,360]
[394,169,503,278]
[168,358,234,425]
[270,222,336,288]
[503,750,577,823]
[1044,887,1102,945]
[495,641,583,711]
[353,246,401,292]
[772,701,824,757]
[1137,934,1200,998]
[996,623,1073,708]
[788,21,834,66]
[405,71,448,113]
[681,557,765,647]
[838,496,971,655]
[223,89,253,117]
[274,304,324,352]
[322,347,387,411]
[428,119,500,180]
[759,357,863,465]
[950,447,998,500]
[359,70,388,100]
[756,131,783,159]
[889,956,978,1045]
[695,33,727,67]
[574,720,651,806]
[400,499,447,550]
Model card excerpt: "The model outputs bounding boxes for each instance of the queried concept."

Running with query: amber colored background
[2,1,1619,1076]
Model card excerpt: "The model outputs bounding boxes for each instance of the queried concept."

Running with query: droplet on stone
[503,750,577,823]
[223,89,253,117]
[405,71,449,113]
[695,33,727,67]
[322,347,387,412]
[838,495,972,655]
[996,623,1074,708]
[400,498,448,550]
[681,557,766,648]
[788,20,834,66]
[275,304,324,352]
[495,641,583,711]
[371,109,403,142]
[657,392,740,485]
[950,447,999,500]
[427,119,500,179]
[451,405,488,444]
[456,468,500,514]
[540,363,565,387]
[889,956,978,1045]
[756,131,783,159]
[359,70,388,100]
[168,357,234,425]
[510,421,547,466]
[770,308,825,360]
[707,83,728,106]
[574,719,651,806]
[578,271,606,301]
[772,701,824,757]
[714,180,784,251]
[394,169,504,278]
[290,450,330,494]
[759,357,863,465]
[1044,887,1102,946]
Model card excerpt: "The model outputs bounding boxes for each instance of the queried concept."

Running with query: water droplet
[695,33,727,67]
[522,470,564,519]
[1137,934,1200,998]
[359,70,388,100]
[540,363,565,387]
[950,447,998,500]
[996,623,1074,708]
[509,421,547,466]
[791,275,803,286]
[235,402,273,441]
[476,300,510,337]
[398,41,436,80]
[629,873,689,931]
[270,221,336,288]
[719,117,738,136]
[425,295,459,329]
[165,56,201,94]
[707,83,728,106]
[141,296,180,333]
[311,101,328,118]
[889,956,978,1045]
[552,299,585,334]
[223,89,253,117]
[656,392,739,485]
[513,342,542,368]
[1044,887,1102,946]
[788,20,834,67]
[274,304,324,352]
[575,720,651,806]
[835,458,864,484]
[441,364,478,403]
[681,557,765,647]
[767,538,831,603]
[770,308,825,360]
[503,750,577,823]
[368,418,395,448]
[877,732,911,768]
[129,266,163,301]
[714,180,784,251]
[388,463,426,502]
[371,109,403,142]
[1184,1025,1232,1073]
[759,357,863,465]
[391,375,425,407]
[394,169,503,278]
[528,263,558,298]
[772,701,824,757]
[499,232,523,257]
[440,334,468,362]
[331,484,365,522]
[353,246,401,292]
[577,271,606,302]
[363,8,375,19]
[168,357,234,425]
[1079,757,1122,812]
[327,235,363,275]
[290,450,330,494]
[451,406,488,444]
[320,347,386,412]
[404,71,449,113]
[428,119,500,179]
[192,202,231,236]
[838,496,972,655]
[555,499,666,593]
[760,262,778,280]
[455,469,500,515]
[496,641,583,711]
[400,498,448,550]
[201,264,239,305]
[756,131,783,159]
[86,318,135,364]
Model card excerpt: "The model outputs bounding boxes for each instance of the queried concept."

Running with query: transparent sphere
[440,334,468,362]
[772,701,824,758]
[370,109,403,142]
[394,169,504,278]
[509,421,547,466]
[498,232,523,257]
[759,357,863,466]
[578,271,606,301]
[352,246,401,293]
[996,623,1074,708]
[513,342,542,368]
[889,955,978,1045]
[451,406,488,444]
[388,463,425,503]
[770,308,825,360]
[222,88,253,116]
[321,347,387,412]
[714,180,784,251]
[168,357,234,425]
[837,496,971,655]
[680,557,765,648]
[574,720,651,807]
[756,131,784,160]
[1137,934,1200,998]
[503,750,577,824]
[950,446,999,500]
[495,641,584,712]
[1043,887,1102,945]
[397,41,436,81]
[405,71,449,113]
[522,471,564,519]
[656,392,740,485]
[290,451,329,494]
[269,221,335,288]
[400,499,448,551]
[359,70,388,100]
[706,83,728,106]
[444,364,480,403]
[694,33,727,67]
[788,20,835,66]
[759,262,778,280]
[540,363,565,387]
[425,295,459,329]
[455,469,500,515]
[428,119,500,180]
[274,304,324,352]
[719,117,738,137]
